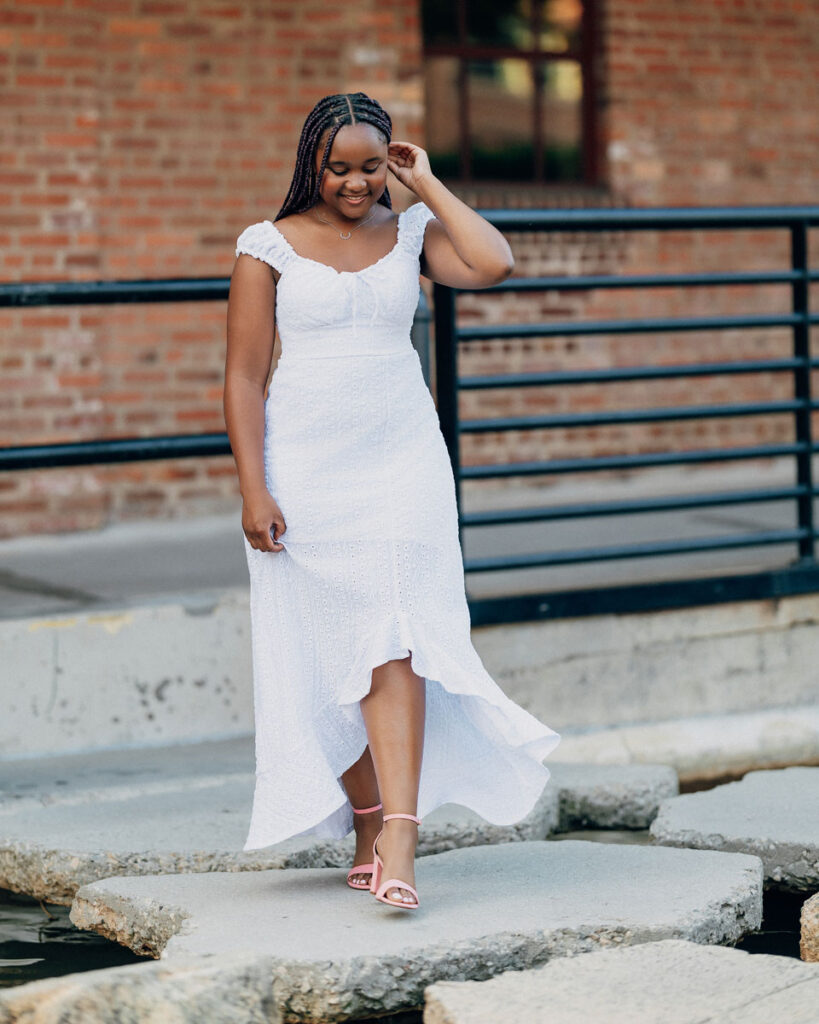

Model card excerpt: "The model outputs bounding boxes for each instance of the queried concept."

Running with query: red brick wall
[0,0,424,537]
[1,0,818,538]
[451,0,819,482]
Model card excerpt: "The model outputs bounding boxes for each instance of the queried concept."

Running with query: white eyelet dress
[234,201,561,850]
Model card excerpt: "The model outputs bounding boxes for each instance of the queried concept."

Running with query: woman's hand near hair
[224,253,287,553]
[386,140,515,290]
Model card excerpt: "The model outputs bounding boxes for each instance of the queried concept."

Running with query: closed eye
[329,163,382,175]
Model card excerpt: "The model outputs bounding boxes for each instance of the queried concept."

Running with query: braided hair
[274,93,393,222]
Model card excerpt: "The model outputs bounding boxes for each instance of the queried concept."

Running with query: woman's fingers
[246,516,286,552]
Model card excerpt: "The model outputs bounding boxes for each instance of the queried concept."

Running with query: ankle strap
[383,812,421,825]
[352,802,382,815]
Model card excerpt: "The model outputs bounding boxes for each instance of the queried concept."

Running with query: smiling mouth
[340,194,368,202]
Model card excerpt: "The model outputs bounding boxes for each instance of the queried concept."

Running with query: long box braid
[275,93,394,222]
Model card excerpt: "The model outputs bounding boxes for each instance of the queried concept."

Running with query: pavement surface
[0,462,803,620]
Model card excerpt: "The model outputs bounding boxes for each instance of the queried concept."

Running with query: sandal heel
[346,802,382,891]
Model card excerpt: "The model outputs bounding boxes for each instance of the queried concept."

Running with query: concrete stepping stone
[1,732,678,906]
[0,775,558,906]
[650,766,819,891]
[424,937,819,1024]
[66,841,762,1022]
[803,891,819,962]
[0,950,280,1024]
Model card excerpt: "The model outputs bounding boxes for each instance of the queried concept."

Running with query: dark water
[0,888,144,989]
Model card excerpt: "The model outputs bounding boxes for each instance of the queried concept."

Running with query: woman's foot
[374,815,419,905]
[348,806,383,888]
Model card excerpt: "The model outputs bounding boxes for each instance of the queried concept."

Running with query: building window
[422,0,596,184]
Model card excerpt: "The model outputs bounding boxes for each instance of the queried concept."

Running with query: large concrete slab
[650,766,819,891]
[1,735,678,905]
[67,841,762,1022]
[0,774,559,906]
[0,951,281,1024]
[423,938,819,1024]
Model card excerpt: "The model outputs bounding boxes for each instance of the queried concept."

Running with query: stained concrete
[423,938,819,1024]
[651,766,819,891]
[3,513,819,779]
[66,841,762,1022]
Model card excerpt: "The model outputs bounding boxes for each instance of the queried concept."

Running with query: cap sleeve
[235,220,292,273]
[401,202,436,260]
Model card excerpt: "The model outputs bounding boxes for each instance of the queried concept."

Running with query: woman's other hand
[242,488,287,552]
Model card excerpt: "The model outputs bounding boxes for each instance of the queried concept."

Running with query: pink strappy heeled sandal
[346,802,383,890]
[370,812,422,910]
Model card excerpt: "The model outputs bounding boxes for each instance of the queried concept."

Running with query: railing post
[432,282,462,543]
[790,220,815,561]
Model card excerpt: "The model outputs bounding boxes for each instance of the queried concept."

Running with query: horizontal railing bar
[457,313,800,341]
[460,400,800,433]
[485,270,804,293]
[464,528,804,573]
[465,563,819,624]
[461,486,808,526]
[0,434,231,470]
[460,443,805,478]
[476,206,819,231]
[0,278,230,308]
[458,358,802,389]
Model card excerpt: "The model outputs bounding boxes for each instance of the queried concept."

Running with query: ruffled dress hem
[242,611,561,852]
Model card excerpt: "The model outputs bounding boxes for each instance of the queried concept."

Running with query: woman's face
[314,122,389,219]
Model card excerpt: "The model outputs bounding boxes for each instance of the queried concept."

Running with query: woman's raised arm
[387,140,515,290]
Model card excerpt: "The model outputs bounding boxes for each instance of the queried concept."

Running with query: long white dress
[234,201,561,851]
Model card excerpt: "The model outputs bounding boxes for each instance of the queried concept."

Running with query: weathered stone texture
[424,938,819,1024]
[650,767,819,891]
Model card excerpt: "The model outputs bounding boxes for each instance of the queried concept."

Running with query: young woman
[225,93,560,911]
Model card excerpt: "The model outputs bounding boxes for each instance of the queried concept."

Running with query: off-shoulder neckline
[262,207,413,277]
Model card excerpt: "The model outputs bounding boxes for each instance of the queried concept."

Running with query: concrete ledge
[423,938,819,1024]
[552,704,819,782]
[67,841,762,1021]
[1,591,254,759]
[4,571,819,782]
[650,767,819,891]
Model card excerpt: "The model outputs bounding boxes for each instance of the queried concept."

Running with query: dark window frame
[422,0,599,185]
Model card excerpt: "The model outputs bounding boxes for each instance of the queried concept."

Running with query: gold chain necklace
[313,206,376,240]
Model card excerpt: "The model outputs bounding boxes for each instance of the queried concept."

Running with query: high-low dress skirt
[242,343,561,850]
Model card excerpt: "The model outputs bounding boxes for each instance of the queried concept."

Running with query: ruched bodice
[236,203,433,360]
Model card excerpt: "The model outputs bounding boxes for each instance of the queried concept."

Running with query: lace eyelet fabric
[234,202,561,850]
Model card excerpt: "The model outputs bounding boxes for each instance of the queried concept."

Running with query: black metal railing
[2,206,819,624]
[433,205,819,623]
